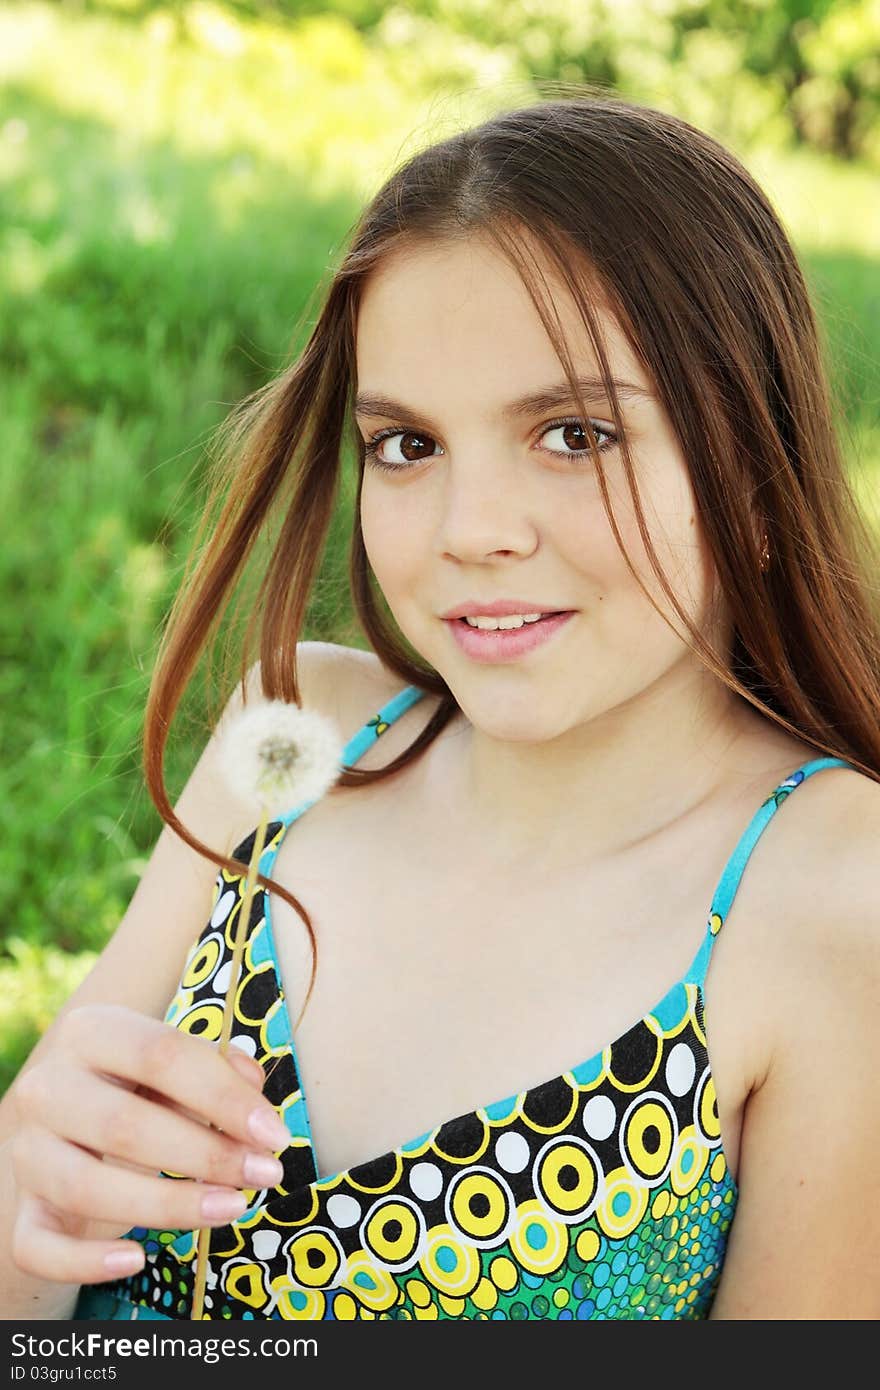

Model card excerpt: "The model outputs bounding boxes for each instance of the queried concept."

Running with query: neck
[426,657,755,874]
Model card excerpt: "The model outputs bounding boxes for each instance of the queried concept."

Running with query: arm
[0,642,360,1318]
[709,788,880,1319]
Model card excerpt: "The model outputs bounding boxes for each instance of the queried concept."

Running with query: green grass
[1,1,877,1092]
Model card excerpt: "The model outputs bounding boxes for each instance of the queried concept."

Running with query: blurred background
[1,0,878,1089]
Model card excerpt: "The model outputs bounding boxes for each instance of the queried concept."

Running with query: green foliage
[384,0,880,161]
[47,2,880,161]
[0,0,877,1092]
[0,940,97,1094]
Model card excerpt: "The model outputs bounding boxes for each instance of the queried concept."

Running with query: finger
[47,1064,285,1193]
[21,1127,252,1234]
[133,1044,267,1114]
[224,1046,269,1089]
[131,1084,203,1118]
[62,1006,290,1153]
[12,1196,146,1287]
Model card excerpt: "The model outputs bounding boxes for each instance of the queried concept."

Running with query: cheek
[557,487,640,593]
[612,492,714,632]
[575,467,712,631]
[360,482,421,591]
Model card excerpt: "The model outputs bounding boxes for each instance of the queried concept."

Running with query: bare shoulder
[779,758,879,949]
[724,746,880,1082]
[705,745,877,1098]
[738,751,880,982]
[294,639,404,727]
[799,764,880,997]
[292,641,444,774]
[820,760,880,879]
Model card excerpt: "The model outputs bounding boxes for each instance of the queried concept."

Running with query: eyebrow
[353,376,653,424]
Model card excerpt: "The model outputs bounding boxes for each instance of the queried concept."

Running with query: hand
[8,1003,291,1286]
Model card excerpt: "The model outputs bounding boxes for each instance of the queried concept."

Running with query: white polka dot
[665,1043,696,1097]
[327,1194,362,1228]
[494,1131,530,1174]
[211,889,237,927]
[214,960,233,994]
[252,1231,282,1260]
[229,1034,257,1057]
[409,1162,444,1201]
[583,1095,616,1141]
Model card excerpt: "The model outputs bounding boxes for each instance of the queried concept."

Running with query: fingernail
[201,1189,249,1222]
[227,1049,265,1087]
[243,1153,285,1188]
[247,1106,290,1150]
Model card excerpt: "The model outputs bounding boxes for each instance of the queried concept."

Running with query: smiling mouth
[455,614,567,625]
[444,610,576,663]
[453,612,572,626]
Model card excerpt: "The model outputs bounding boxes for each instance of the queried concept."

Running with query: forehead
[354,235,646,397]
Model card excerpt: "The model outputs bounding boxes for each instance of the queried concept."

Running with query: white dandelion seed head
[216,699,345,816]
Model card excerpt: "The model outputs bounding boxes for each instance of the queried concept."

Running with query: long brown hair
[143,87,880,1026]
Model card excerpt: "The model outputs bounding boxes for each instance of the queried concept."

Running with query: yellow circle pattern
[670,1126,711,1197]
[696,1070,722,1143]
[508,1200,568,1278]
[621,1096,676,1181]
[448,1170,512,1242]
[286,1229,343,1290]
[596,1165,650,1239]
[363,1199,422,1268]
[418,1224,481,1298]
[535,1140,599,1219]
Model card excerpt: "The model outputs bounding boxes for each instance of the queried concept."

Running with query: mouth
[452,612,572,626]
[444,610,576,663]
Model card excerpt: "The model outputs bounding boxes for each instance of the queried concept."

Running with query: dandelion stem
[190,806,271,1320]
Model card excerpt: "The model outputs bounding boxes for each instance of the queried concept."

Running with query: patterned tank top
[74,683,856,1322]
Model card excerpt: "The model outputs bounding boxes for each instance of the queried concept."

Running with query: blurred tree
[684,0,880,159]
[58,0,880,163]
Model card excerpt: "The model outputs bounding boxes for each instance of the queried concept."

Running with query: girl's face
[356,234,727,744]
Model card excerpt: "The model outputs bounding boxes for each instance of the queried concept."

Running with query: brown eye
[363,430,441,471]
[396,432,435,463]
[563,422,588,450]
[540,417,617,460]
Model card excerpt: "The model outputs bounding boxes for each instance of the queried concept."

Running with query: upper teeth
[464,612,547,629]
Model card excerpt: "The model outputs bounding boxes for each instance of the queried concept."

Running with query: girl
[1,90,878,1322]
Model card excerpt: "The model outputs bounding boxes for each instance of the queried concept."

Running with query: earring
[759,533,771,572]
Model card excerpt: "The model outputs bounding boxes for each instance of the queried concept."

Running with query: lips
[445,609,575,663]
[440,600,572,620]
[454,613,554,626]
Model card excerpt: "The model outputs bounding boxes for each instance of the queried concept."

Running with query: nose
[434,454,539,562]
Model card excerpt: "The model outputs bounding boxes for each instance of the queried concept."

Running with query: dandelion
[190,696,345,1320]
[217,701,346,815]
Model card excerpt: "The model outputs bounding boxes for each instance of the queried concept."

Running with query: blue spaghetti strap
[323,680,428,787]
[684,755,858,988]
[253,683,428,878]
